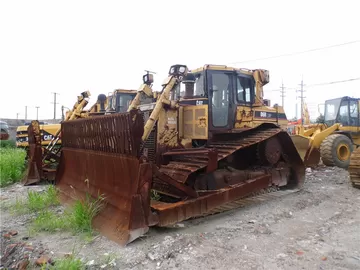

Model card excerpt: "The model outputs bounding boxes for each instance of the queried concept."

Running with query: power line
[271,82,286,107]
[228,40,360,64]
[266,77,360,93]
[306,77,360,88]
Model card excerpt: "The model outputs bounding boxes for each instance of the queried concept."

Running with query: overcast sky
[1,0,359,121]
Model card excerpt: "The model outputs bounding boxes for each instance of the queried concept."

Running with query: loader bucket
[55,110,156,245]
[22,120,43,185]
[290,134,320,167]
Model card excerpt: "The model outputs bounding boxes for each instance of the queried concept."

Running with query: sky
[1,0,359,121]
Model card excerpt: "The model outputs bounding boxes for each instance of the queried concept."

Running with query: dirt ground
[1,165,360,270]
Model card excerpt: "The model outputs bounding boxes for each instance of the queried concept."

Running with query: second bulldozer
[55,64,305,245]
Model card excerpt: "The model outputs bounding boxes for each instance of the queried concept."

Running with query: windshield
[324,98,342,125]
[116,93,135,113]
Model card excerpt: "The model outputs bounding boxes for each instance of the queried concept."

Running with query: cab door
[207,70,236,131]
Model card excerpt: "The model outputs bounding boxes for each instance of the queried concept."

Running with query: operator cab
[324,96,359,127]
[106,90,137,114]
[178,65,269,131]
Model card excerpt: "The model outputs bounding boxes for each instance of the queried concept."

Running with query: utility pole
[297,77,306,125]
[61,105,65,121]
[280,81,286,109]
[16,113,20,119]
[25,106,28,120]
[51,92,60,120]
[35,106,40,120]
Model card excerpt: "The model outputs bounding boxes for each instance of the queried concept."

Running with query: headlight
[179,66,186,74]
[168,64,188,76]
[142,73,154,85]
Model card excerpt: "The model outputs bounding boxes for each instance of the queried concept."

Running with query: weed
[11,185,60,214]
[151,189,161,201]
[0,148,26,187]
[28,185,60,211]
[29,192,105,237]
[68,193,106,233]
[31,210,71,233]
[100,252,117,267]
[48,255,85,270]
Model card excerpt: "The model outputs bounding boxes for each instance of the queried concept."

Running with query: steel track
[197,187,301,218]
[349,147,360,188]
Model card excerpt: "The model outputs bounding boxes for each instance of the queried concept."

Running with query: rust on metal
[0,133,9,140]
[151,174,271,226]
[22,121,43,185]
[158,126,304,188]
[148,125,304,227]
[56,109,304,246]
[152,166,198,198]
[55,110,157,245]
[349,147,360,188]
[303,148,321,168]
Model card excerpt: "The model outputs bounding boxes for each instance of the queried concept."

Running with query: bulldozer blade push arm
[22,121,43,185]
[142,76,177,142]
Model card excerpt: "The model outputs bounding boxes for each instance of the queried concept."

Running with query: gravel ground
[1,165,360,269]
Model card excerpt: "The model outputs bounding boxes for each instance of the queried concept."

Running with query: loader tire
[320,134,353,169]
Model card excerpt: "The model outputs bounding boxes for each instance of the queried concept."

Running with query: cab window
[337,100,349,125]
[236,76,253,103]
[349,100,359,126]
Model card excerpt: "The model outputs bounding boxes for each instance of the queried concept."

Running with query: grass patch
[30,192,106,237]
[69,193,105,233]
[0,139,16,148]
[0,147,26,187]
[11,185,60,214]
[30,210,70,233]
[47,254,85,270]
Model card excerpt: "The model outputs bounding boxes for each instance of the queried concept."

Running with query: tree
[316,114,325,124]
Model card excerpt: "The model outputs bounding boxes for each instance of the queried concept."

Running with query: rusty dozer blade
[22,120,43,185]
[290,134,320,167]
[55,110,158,245]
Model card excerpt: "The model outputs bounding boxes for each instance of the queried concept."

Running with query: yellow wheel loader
[54,64,304,246]
[291,96,360,168]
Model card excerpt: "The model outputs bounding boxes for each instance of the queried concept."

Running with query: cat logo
[196,100,203,105]
[43,134,54,141]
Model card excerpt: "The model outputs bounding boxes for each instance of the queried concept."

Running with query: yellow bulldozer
[16,89,138,150]
[16,122,61,148]
[53,64,304,245]
[291,96,360,168]
[22,89,137,185]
